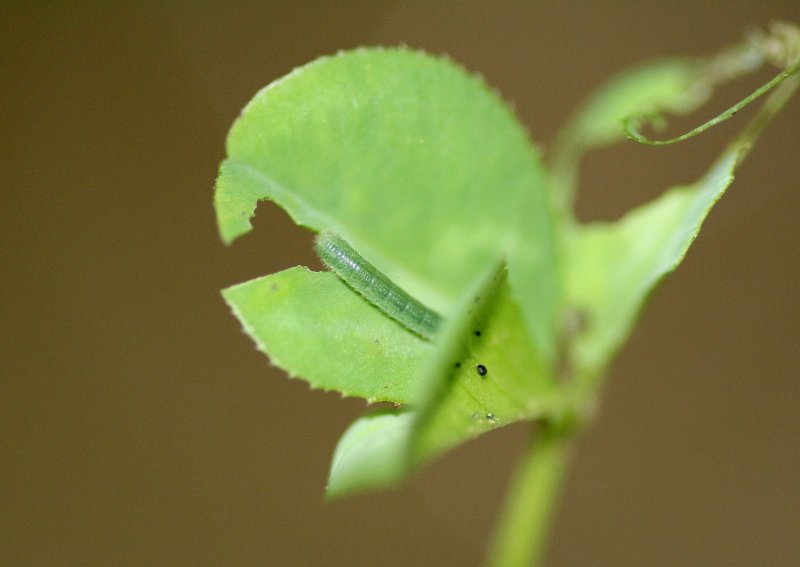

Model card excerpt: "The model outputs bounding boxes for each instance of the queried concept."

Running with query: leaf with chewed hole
[215,47,557,365]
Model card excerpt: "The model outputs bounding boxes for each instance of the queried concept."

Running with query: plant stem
[625,57,799,146]
[486,420,573,567]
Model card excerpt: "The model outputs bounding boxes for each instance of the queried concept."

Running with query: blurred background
[3,2,799,565]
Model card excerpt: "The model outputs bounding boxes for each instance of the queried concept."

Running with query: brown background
[3,2,799,565]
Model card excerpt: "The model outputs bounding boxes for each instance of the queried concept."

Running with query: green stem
[625,58,800,146]
[486,421,573,567]
[729,71,799,165]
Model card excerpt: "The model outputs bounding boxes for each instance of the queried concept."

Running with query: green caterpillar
[315,232,442,340]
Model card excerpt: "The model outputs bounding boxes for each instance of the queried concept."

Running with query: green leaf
[325,267,571,498]
[549,38,763,208]
[327,410,414,499]
[215,47,557,360]
[549,59,699,203]
[560,59,700,150]
[554,35,791,379]
[222,267,432,403]
[409,267,563,466]
[563,149,741,379]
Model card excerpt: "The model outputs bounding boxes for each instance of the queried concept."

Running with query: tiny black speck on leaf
[454,362,462,368]
[474,330,481,337]
[476,364,488,376]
